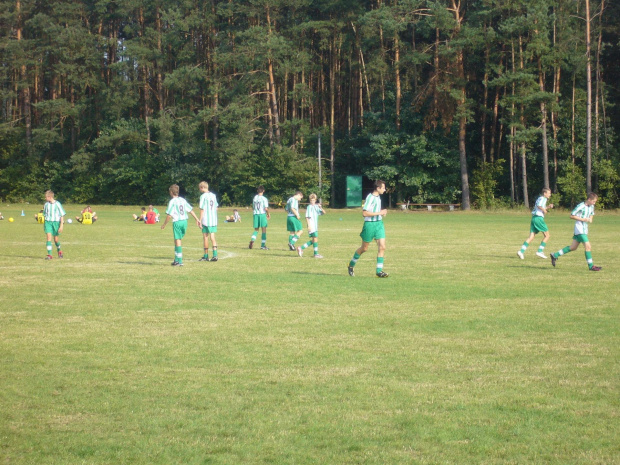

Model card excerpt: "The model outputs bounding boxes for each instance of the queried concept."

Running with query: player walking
[348,180,389,277]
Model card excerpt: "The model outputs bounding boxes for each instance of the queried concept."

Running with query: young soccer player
[43,190,66,260]
[76,206,97,224]
[161,184,200,266]
[297,193,325,258]
[286,191,304,250]
[348,180,389,277]
[550,192,601,271]
[249,186,270,250]
[144,205,157,224]
[198,181,219,262]
[517,187,553,259]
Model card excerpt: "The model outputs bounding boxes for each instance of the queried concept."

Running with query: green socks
[376,257,384,274]
[520,242,528,254]
[261,233,267,247]
[538,241,546,253]
[349,252,361,268]
[175,246,183,264]
[585,251,593,269]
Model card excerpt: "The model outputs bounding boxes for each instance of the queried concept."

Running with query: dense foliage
[1,0,618,207]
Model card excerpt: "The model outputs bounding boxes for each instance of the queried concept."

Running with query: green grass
[1,204,619,464]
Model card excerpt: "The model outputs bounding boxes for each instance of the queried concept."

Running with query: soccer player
[43,190,66,260]
[297,193,325,258]
[348,180,389,278]
[76,206,97,224]
[550,192,601,271]
[161,184,200,266]
[249,186,271,250]
[198,181,219,262]
[517,188,553,259]
[286,191,304,250]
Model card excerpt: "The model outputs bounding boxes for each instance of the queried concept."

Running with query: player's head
[169,184,180,197]
[257,185,265,194]
[586,192,598,205]
[199,181,209,192]
[295,190,303,200]
[148,205,154,211]
[542,188,551,197]
[308,193,317,203]
[141,207,146,212]
[45,190,54,201]
[374,180,386,194]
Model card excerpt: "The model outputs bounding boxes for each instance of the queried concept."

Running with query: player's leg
[348,241,370,276]
[518,232,535,258]
[582,239,600,270]
[260,226,268,249]
[54,233,63,258]
[312,236,320,257]
[551,238,578,267]
[45,231,53,259]
[375,238,388,277]
[174,238,183,265]
[210,233,218,261]
[201,232,210,260]
[536,230,550,259]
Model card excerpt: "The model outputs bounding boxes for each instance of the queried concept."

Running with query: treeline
[1,0,619,207]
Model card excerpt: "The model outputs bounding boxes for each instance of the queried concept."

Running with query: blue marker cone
[21,210,25,216]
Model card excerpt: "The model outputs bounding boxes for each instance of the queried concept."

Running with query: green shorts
[573,234,589,243]
[173,220,187,240]
[308,231,318,238]
[360,221,385,243]
[287,216,303,232]
[44,220,61,236]
[253,214,268,229]
[202,225,217,234]
[530,216,548,234]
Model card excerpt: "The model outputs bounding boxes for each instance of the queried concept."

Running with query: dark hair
[374,180,386,189]
[587,192,598,200]
[257,186,265,193]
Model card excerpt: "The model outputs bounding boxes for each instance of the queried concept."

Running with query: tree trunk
[16,0,32,155]
[395,31,401,131]
[539,59,549,189]
[585,0,592,193]
[330,39,336,205]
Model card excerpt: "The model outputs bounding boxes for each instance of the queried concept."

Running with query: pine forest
[1,0,619,208]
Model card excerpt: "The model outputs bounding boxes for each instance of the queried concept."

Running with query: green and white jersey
[44,201,66,222]
[571,201,594,235]
[199,192,218,227]
[166,196,193,222]
[363,193,382,222]
[532,196,548,217]
[286,197,298,217]
[305,204,322,233]
[252,195,268,215]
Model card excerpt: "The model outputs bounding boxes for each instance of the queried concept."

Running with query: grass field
[1,204,619,464]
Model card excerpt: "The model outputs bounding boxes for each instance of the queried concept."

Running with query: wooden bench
[397,202,460,211]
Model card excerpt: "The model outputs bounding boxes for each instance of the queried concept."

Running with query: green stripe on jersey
[252,195,268,214]
[200,192,218,227]
[166,197,193,222]
[44,201,66,222]
[363,193,382,222]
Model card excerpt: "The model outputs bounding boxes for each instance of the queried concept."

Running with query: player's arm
[362,209,387,217]
[190,209,200,223]
[161,214,172,229]
[265,206,271,219]
[570,214,592,223]
[198,209,205,228]
[59,214,64,232]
